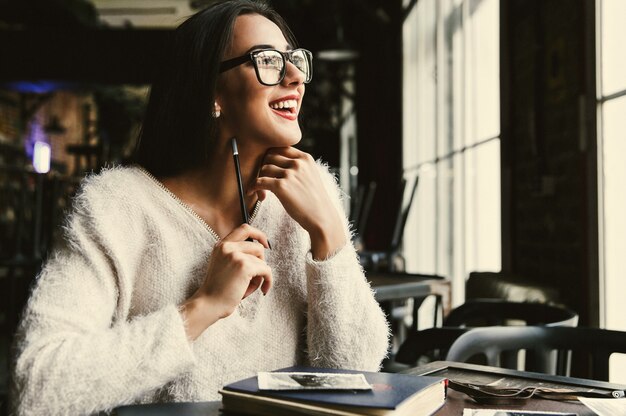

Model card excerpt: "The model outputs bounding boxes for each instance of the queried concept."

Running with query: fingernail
[267,240,272,250]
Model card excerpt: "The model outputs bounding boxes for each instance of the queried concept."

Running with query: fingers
[242,259,273,298]
[250,176,283,195]
[243,275,263,299]
[256,261,273,295]
[222,224,270,248]
[218,226,273,295]
[265,146,309,160]
[249,257,273,292]
[260,275,272,295]
[262,152,298,169]
[218,240,266,260]
[258,163,288,179]
[256,190,267,201]
[248,148,316,197]
[262,147,314,168]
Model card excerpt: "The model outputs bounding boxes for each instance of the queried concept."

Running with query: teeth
[270,99,297,110]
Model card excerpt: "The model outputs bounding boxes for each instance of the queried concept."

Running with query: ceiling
[0,0,222,28]
[0,0,400,84]
[89,0,199,28]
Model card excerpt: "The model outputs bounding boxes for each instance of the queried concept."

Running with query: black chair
[444,298,578,327]
[349,181,377,243]
[358,174,418,272]
[466,271,561,303]
[446,326,626,381]
[394,299,578,367]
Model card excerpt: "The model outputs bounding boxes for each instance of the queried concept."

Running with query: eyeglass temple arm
[219,54,251,73]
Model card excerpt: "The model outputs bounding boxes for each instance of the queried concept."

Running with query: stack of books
[220,366,447,416]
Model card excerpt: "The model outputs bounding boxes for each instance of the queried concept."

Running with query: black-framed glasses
[219,48,313,86]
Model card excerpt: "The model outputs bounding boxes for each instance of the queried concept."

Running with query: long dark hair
[133,0,297,177]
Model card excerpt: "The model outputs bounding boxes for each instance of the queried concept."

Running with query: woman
[11,1,389,415]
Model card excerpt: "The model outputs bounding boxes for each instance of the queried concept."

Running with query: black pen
[231,137,250,226]
[230,138,271,248]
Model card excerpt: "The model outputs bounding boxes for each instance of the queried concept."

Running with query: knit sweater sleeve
[11,183,195,416]
[304,164,390,371]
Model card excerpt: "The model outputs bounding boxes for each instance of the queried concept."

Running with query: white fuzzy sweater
[10,164,389,416]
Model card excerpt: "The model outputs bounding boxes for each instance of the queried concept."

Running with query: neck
[159,137,265,237]
[207,137,264,210]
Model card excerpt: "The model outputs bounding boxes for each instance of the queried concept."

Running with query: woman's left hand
[249,147,346,260]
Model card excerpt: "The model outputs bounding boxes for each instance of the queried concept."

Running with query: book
[219,366,446,416]
[462,410,576,416]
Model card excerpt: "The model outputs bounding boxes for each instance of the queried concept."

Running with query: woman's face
[216,14,306,149]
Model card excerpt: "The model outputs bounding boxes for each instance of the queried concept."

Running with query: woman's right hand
[180,224,272,340]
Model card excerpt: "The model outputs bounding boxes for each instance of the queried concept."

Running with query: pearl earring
[212,102,221,118]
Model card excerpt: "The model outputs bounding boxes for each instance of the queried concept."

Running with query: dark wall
[501,0,598,326]
[353,3,404,251]
[275,0,406,252]
[0,29,171,84]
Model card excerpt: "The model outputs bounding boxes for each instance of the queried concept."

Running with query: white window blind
[402,0,501,306]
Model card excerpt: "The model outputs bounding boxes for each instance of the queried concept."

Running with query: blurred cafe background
[1,0,626,409]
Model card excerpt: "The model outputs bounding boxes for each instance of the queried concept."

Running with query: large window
[402,0,501,305]
[597,0,626,383]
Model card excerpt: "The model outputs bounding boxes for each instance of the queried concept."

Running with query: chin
[268,127,302,147]
[285,133,302,146]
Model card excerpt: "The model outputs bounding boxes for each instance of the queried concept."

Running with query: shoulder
[77,165,147,203]
[73,165,161,214]
[66,165,157,234]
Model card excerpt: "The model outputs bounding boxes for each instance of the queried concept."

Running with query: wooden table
[406,361,626,415]
[114,361,624,415]
[368,272,452,346]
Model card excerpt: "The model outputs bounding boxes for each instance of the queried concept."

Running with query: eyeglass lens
[252,49,311,85]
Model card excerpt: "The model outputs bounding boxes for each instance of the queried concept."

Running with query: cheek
[224,83,268,119]
[235,95,269,127]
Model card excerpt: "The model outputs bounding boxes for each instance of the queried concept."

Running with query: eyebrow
[244,43,294,54]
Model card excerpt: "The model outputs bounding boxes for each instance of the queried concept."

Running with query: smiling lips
[269,95,299,121]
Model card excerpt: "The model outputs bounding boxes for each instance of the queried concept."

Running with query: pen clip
[231,137,239,155]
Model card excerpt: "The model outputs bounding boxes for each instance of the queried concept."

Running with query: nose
[282,60,305,86]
